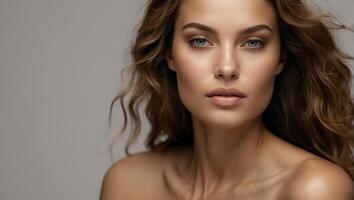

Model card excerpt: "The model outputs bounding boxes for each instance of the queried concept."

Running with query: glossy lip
[206,87,246,98]
[206,87,246,107]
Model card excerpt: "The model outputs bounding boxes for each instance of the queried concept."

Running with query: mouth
[206,87,246,107]
[206,87,246,98]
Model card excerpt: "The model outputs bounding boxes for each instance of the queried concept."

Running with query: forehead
[175,0,278,31]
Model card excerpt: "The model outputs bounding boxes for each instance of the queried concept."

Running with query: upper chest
[137,165,295,200]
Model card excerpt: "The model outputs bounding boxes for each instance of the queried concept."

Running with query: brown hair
[108,0,354,180]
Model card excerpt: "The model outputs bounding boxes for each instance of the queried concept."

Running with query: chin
[193,111,249,129]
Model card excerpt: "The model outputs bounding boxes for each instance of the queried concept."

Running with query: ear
[165,49,176,72]
[275,53,286,75]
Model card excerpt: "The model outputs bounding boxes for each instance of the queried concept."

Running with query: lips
[206,88,245,107]
[206,87,246,98]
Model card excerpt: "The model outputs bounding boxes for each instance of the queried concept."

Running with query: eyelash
[188,37,265,49]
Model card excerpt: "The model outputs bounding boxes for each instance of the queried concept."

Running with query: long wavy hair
[108,0,354,180]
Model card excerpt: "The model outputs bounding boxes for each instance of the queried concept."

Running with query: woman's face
[166,0,285,128]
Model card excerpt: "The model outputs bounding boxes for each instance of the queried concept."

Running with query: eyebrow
[181,22,273,36]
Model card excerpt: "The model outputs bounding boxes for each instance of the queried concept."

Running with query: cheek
[241,52,278,114]
[246,59,276,91]
[172,45,213,110]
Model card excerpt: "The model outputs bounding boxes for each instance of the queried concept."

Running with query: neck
[183,116,267,196]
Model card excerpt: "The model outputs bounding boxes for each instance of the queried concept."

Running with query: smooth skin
[100,0,354,199]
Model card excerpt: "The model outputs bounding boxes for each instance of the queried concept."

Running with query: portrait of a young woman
[100,0,354,199]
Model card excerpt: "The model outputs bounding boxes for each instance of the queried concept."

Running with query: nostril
[215,68,239,80]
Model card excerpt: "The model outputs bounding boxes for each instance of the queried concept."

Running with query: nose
[214,44,239,81]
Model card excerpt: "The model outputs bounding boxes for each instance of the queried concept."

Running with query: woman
[100,0,354,199]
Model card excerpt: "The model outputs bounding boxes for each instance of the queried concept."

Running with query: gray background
[0,0,353,199]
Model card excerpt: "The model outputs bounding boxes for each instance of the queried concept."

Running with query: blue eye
[244,39,264,48]
[188,37,211,48]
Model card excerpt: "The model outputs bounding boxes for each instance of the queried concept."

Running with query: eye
[243,38,265,49]
[188,37,212,48]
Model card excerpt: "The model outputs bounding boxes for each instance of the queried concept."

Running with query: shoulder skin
[286,158,354,200]
[99,151,163,200]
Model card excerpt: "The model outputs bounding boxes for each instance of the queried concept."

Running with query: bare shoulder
[286,158,353,200]
[99,150,165,200]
